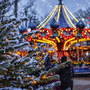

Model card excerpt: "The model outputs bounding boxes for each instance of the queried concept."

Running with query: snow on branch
[14,42,29,49]
[0,23,14,38]
[22,30,40,37]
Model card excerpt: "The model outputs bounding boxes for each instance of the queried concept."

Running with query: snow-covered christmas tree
[0,0,72,90]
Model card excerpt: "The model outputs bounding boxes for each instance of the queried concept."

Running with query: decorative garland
[82,28,90,39]
[36,28,52,39]
[60,28,76,40]
[72,61,90,65]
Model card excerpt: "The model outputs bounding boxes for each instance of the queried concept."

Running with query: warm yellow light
[42,75,47,79]
[21,71,24,74]
[33,80,37,84]
[39,6,58,29]
[37,5,58,28]
[63,5,76,28]
[65,6,78,22]
[56,37,60,43]
[43,65,45,67]
[57,5,61,22]
[25,62,27,64]
[6,39,8,41]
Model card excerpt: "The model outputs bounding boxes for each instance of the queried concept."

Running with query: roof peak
[59,0,62,5]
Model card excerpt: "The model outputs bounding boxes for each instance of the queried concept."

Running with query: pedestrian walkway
[73,77,90,90]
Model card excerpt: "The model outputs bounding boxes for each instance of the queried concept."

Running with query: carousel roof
[37,0,78,29]
[76,20,85,28]
[28,22,37,30]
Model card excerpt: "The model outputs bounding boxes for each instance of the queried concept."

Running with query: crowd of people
[69,51,90,63]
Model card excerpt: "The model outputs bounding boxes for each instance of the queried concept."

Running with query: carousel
[19,0,90,76]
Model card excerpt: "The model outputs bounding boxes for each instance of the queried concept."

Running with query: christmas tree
[0,0,72,90]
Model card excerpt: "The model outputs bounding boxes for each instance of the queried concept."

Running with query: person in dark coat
[55,56,74,90]
[44,54,51,70]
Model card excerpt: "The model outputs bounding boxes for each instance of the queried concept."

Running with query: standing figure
[55,56,74,90]
[44,54,51,70]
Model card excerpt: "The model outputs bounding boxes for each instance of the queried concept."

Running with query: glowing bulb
[28,28,31,32]
[33,80,37,84]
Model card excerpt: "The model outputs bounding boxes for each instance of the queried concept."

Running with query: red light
[88,17,90,19]
[89,22,90,24]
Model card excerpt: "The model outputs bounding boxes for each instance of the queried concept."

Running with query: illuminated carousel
[19,0,90,76]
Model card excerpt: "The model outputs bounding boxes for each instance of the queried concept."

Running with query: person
[55,56,74,90]
[44,54,51,70]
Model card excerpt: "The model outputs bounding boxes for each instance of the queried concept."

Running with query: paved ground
[73,77,90,90]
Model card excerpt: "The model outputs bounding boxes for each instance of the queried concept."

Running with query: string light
[64,6,78,22]
[57,5,61,22]
[37,5,58,28]
[63,5,76,28]
[39,6,58,29]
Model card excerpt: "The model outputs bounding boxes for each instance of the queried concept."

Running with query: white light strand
[37,5,58,28]
[63,5,76,28]
[57,5,61,22]
[39,6,58,29]
[64,6,79,22]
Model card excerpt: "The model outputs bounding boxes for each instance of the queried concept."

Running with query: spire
[59,0,62,5]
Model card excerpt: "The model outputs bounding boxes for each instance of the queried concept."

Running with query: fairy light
[63,5,76,28]
[37,5,58,28]
[33,80,37,84]
[64,6,78,22]
[39,6,58,29]
[57,5,61,22]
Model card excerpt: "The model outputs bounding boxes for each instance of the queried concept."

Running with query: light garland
[36,28,52,39]
[60,27,76,40]
[57,5,61,22]
[39,6,58,29]
[37,5,58,28]
[64,6,79,22]
[63,5,76,28]
[82,28,90,39]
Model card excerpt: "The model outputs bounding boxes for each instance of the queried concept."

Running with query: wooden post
[47,43,49,51]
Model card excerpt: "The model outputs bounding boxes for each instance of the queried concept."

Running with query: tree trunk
[15,0,18,18]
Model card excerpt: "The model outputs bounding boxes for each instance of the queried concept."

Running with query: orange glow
[63,37,75,50]
[33,80,37,84]
[6,39,8,41]
[42,75,47,79]
[16,50,28,57]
